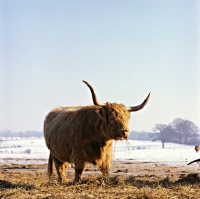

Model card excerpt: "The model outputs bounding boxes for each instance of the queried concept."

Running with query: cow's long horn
[187,158,200,165]
[82,80,101,106]
[127,92,151,112]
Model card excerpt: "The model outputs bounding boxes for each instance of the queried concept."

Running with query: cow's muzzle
[116,129,129,140]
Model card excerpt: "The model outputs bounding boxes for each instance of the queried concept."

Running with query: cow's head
[83,80,150,140]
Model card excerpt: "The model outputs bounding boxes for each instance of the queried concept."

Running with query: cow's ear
[96,107,107,123]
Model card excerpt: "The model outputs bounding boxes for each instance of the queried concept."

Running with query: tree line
[150,118,200,148]
[0,129,43,139]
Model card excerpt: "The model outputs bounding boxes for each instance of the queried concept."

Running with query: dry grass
[1,161,200,199]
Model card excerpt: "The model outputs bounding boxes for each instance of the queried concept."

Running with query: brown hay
[1,162,200,199]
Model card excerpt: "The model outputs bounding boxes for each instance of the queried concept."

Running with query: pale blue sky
[0,0,199,132]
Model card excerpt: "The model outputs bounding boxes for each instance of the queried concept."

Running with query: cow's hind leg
[74,161,86,182]
[53,156,68,183]
[48,153,54,180]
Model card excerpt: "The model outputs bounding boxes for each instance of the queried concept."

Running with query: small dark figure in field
[187,146,200,166]
[44,80,150,182]
[195,146,200,152]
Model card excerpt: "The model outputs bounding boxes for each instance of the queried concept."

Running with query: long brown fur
[44,104,130,182]
[43,81,150,182]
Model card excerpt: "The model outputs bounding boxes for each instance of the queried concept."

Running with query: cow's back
[43,105,104,163]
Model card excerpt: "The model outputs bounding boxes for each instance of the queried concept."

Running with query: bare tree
[171,118,199,144]
[151,124,176,148]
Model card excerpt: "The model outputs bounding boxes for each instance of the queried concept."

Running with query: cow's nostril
[122,130,128,137]
[117,129,129,139]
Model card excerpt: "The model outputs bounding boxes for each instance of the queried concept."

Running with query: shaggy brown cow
[44,80,150,182]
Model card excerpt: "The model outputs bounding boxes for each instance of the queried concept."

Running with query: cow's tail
[48,153,53,180]
[187,158,200,165]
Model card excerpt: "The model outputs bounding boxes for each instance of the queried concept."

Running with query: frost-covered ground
[0,138,199,165]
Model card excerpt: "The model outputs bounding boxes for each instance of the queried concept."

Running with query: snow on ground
[113,140,198,164]
[0,138,199,165]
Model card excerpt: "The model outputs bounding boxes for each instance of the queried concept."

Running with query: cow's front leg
[74,161,86,182]
[99,166,109,175]
[99,146,112,176]
[99,158,111,176]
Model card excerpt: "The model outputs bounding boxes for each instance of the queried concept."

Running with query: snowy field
[0,138,199,165]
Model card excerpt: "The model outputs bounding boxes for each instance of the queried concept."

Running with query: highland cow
[44,80,150,182]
